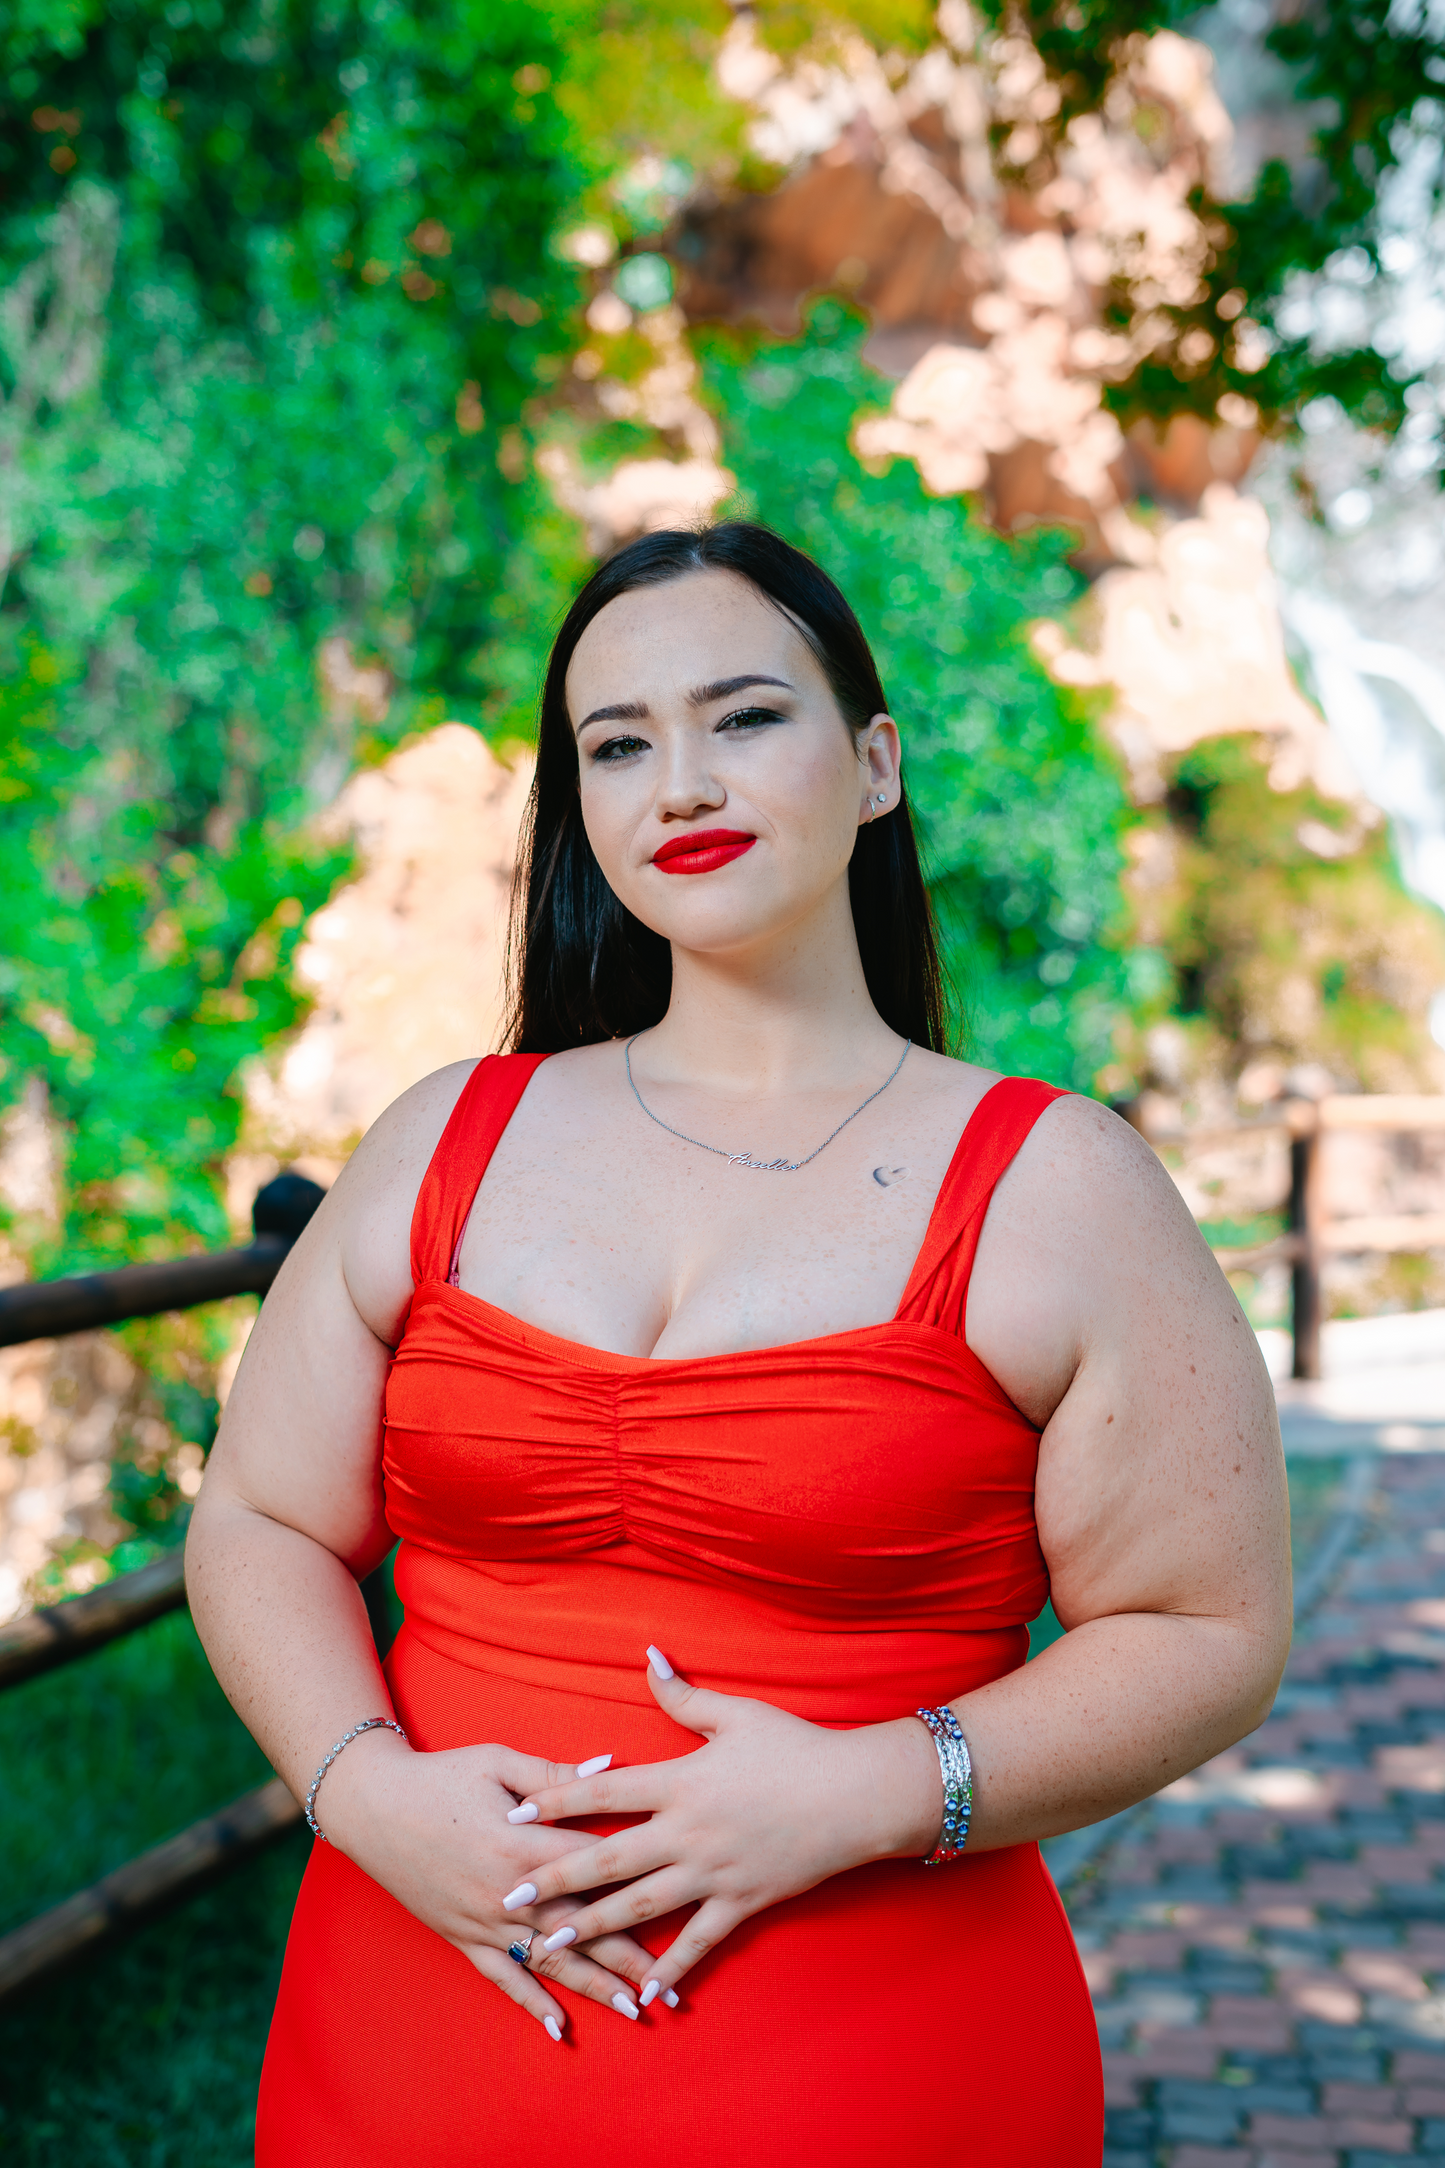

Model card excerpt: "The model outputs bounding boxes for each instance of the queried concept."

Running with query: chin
[645,909,778,952]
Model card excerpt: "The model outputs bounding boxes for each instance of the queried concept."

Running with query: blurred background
[1,0,1444,2152]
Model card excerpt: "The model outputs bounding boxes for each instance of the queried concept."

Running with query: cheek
[576,771,623,845]
[576,773,636,882]
[768,734,863,845]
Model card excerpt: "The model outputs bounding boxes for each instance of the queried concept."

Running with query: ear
[857,713,902,825]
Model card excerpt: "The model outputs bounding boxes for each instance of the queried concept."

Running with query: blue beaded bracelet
[915,1704,972,1865]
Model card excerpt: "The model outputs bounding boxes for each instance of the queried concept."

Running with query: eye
[716,705,786,732]
[590,733,648,764]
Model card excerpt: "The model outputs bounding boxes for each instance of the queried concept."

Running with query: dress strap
[896,1077,1069,1338]
[409,1053,550,1288]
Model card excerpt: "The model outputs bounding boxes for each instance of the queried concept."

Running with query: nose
[654,728,726,820]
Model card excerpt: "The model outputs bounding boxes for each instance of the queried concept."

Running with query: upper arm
[194,1061,478,1571]
[967,1096,1290,1642]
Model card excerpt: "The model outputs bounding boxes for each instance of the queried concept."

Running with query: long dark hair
[504,521,947,1052]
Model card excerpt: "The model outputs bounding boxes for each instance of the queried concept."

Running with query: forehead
[566,568,823,711]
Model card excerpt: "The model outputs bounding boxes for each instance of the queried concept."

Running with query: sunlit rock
[1033,485,1367,807]
[241,723,532,1158]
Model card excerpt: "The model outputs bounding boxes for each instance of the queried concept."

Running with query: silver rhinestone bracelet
[915,1704,972,1865]
[304,1717,408,1840]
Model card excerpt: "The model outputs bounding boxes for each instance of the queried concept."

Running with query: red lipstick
[651,829,757,876]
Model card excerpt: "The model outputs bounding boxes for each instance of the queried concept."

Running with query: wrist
[304,1722,413,1853]
[852,1716,950,1861]
[914,1705,973,1862]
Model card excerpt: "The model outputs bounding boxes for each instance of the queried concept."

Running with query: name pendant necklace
[624,1036,912,1173]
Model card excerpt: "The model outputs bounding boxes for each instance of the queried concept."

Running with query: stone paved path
[1071,1455,1445,2168]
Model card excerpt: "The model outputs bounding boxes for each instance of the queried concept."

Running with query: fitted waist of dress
[394,1539,1033,1725]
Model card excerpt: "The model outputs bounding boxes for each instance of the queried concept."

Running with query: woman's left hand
[498,1649,941,2004]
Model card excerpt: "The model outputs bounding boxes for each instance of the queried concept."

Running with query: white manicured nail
[502,1882,536,1911]
[507,1802,539,1824]
[612,1991,639,2019]
[544,2015,563,2042]
[662,1988,680,2008]
[577,1753,612,1778]
[640,1978,661,2008]
[542,1925,576,1953]
[646,1644,674,1680]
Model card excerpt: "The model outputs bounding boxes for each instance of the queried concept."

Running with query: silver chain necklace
[624,1036,912,1173]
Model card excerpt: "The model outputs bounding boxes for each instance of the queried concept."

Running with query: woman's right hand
[316,1731,670,2040]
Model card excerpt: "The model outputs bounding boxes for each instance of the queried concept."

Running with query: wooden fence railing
[0,1170,332,2004]
[1129,1093,1445,1379]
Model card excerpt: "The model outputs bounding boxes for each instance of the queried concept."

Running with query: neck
[639,883,901,1094]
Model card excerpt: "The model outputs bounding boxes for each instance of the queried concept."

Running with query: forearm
[937,1610,1285,1853]
[185,1492,396,1806]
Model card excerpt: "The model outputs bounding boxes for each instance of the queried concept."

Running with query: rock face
[0,1330,160,1623]
[669,15,1253,568]
[243,723,533,1157]
[1034,485,1370,810]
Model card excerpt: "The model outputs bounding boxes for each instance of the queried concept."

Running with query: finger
[643,1646,726,1736]
[536,1868,694,1955]
[534,1937,649,2021]
[490,1746,612,1801]
[638,1896,738,2000]
[457,1938,568,2042]
[512,1765,662,1825]
[523,1829,668,1909]
[582,1929,673,1993]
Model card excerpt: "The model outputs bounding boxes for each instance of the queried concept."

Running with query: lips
[651,829,757,876]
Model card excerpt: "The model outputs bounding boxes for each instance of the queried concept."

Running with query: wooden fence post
[1288,1098,1324,1381]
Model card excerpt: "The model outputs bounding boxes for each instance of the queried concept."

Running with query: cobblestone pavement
[1071,1455,1445,2168]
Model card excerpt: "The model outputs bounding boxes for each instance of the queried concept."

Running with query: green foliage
[702,302,1154,1088]
[4,0,1434,1254]
[0,0,593,746]
[553,0,740,181]
[973,0,1444,446]
[1251,1,1443,277]
[4,0,1436,1274]
[105,1452,193,1548]
[1225,3,1443,438]
[1,646,344,1263]
[0,1,599,1266]
[1155,733,1445,1090]
[752,0,937,57]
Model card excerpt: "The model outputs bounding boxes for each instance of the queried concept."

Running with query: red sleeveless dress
[256,1058,1102,2167]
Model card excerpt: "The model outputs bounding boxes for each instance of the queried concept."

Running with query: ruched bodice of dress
[256,1054,1104,2168]
[384,1055,1055,1720]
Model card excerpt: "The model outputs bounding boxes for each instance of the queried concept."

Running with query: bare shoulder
[969,1089,1247,1425]
[340,1058,483,1189]
[500,1038,619,1110]
[998,1090,1209,1258]
[322,1058,482,1342]
[899,1044,1001,1129]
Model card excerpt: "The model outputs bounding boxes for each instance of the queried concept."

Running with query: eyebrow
[688,673,794,707]
[576,674,795,733]
[576,698,650,731]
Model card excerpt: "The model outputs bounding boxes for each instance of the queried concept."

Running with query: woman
[187,522,1291,2167]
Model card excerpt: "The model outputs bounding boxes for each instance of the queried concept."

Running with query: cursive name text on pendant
[726,1151,801,1173]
